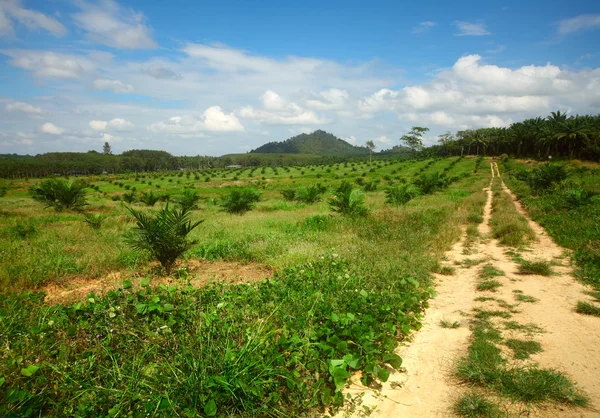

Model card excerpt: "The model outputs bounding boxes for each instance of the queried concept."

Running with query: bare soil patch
[43,260,273,305]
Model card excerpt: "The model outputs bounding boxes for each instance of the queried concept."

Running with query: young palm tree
[29,179,87,211]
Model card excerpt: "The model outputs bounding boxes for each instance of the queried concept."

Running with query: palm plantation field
[0,156,491,416]
[1,156,599,417]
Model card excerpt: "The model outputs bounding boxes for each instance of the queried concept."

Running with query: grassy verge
[489,178,536,247]
[501,159,600,288]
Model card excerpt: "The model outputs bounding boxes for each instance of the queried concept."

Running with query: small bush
[122,191,136,204]
[281,189,296,201]
[296,185,323,204]
[526,164,568,194]
[329,181,367,217]
[413,172,448,195]
[174,190,200,211]
[83,213,106,229]
[29,179,87,211]
[124,205,203,272]
[221,188,261,214]
[385,184,420,206]
[140,191,161,207]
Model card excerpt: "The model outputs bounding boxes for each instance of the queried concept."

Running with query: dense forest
[250,130,368,155]
[1,112,599,178]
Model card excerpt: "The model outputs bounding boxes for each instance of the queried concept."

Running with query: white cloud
[72,0,157,49]
[107,118,134,131]
[240,90,329,125]
[0,49,98,79]
[558,14,600,35]
[0,0,67,38]
[40,122,64,135]
[89,120,107,131]
[412,21,437,34]
[93,78,134,93]
[374,135,393,145]
[305,88,349,110]
[453,21,491,36]
[6,101,42,114]
[344,135,358,145]
[148,106,244,135]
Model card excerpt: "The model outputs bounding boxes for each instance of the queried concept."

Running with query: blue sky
[0,0,599,155]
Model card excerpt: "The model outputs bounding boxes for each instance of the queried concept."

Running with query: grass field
[0,156,495,416]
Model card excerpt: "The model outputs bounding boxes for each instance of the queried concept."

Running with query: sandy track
[335,162,599,418]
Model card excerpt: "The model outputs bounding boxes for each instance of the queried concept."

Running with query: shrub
[329,181,367,217]
[221,188,261,214]
[281,189,296,201]
[124,205,203,272]
[140,191,161,207]
[29,179,87,211]
[413,172,448,195]
[385,184,420,206]
[0,186,8,197]
[526,164,568,194]
[557,187,595,209]
[122,191,136,204]
[83,213,106,229]
[174,190,200,211]
[296,185,323,204]
[363,180,378,192]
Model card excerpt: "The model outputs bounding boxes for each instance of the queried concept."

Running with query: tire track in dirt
[335,162,599,418]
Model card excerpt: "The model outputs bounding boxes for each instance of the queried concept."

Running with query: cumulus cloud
[0,0,67,38]
[73,0,157,49]
[90,118,134,131]
[357,54,600,131]
[40,122,64,135]
[558,14,600,35]
[453,21,490,36]
[89,120,107,131]
[373,135,393,145]
[93,78,134,93]
[412,21,437,34]
[148,106,244,135]
[240,90,329,125]
[6,101,42,114]
[305,89,350,111]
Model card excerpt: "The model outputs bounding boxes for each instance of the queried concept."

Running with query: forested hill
[250,130,368,155]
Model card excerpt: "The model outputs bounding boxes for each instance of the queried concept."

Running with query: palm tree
[554,117,590,157]
[365,140,376,164]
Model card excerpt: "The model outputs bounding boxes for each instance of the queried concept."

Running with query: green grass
[575,301,600,317]
[503,321,544,335]
[0,157,494,415]
[480,264,504,279]
[440,319,461,328]
[515,294,538,303]
[584,290,600,301]
[454,392,503,418]
[517,260,553,276]
[490,179,536,247]
[477,280,503,292]
[474,309,512,320]
[505,339,543,359]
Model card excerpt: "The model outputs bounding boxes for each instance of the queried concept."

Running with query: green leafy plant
[526,164,568,194]
[140,191,161,207]
[329,181,367,217]
[29,179,88,211]
[174,190,200,211]
[221,188,261,214]
[281,188,296,201]
[385,184,420,206]
[122,191,136,204]
[83,213,106,229]
[295,185,323,204]
[124,205,203,272]
[413,172,448,195]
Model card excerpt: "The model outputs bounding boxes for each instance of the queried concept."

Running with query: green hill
[250,130,368,155]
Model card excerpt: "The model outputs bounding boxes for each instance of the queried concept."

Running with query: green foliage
[295,185,324,204]
[140,191,161,207]
[280,188,296,201]
[29,179,87,211]
[477,280,502,292]
[329,181,367,217]
[251,129,368,156]
[525,164,568,194]
[174,190,200,211]
[83,213,106,229]
[221,188,261,214]
[400,126,429,153]
[0,186,7,197]
[413,172,448,195]
[124,205,203,272]
[480,264,504,279]
[517,260,553,276]
[575,301,600,317]
[8,221,37,239]
[122,191,136,204]
[385,184,420,206]
[440,320,461,329]
[454,392,502,418]
[505,339,543,360]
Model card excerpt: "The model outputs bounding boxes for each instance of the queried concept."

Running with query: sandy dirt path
[334,162,600,418]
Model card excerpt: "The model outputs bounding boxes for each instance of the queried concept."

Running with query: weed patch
[477,280,502,292]
[517,260,553,276]
[505,339,543,360]
[575,301,600,317]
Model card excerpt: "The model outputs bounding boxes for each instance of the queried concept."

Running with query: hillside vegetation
[251,130,368,155]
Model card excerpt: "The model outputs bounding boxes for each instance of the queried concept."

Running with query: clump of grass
[83,213,106,229]
[575,301,600,317]
[462,258,486,268]
[474,309,512,320]
[490,185,536,247]
[503,321,544,335]
[474,296,496,302]
[505,339,543,360]
[584,291,600,302]
[517,260,553,276]
[435,265,455,275]
[480,264,504,279]
[440,319,461,329]
[477,280,502,292]
[454,392,503,418]
[515,294,538,303]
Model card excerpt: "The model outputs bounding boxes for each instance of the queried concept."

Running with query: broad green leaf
[382,353,403,369]
[204,399,217,417]
[376,366,390,382]
[123,280,132,289]
[21,365,39,377]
